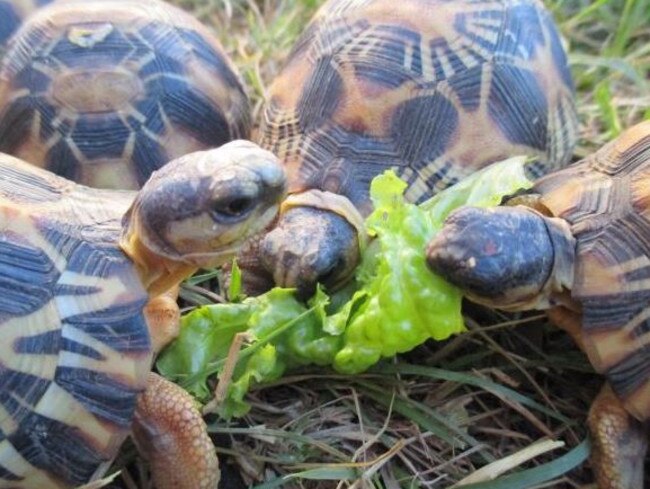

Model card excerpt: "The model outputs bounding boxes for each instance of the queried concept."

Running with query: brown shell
[535,120,650,421]
[0,0,250,189]
[0,154,151,487]
[259,0,578,214]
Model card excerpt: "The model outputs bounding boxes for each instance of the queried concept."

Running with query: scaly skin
[136,290,219,488]
[132,373,220,489]
[587,384,647,489]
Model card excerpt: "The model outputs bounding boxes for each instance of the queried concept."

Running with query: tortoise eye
[212,196,255,221]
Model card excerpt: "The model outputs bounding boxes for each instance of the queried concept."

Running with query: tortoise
[0,0,53,49]
[426,120,650,489]
[251,0,579,295]
[0,0,250,189]
[0,140,287,488]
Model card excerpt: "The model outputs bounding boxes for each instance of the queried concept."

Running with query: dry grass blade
[76,471,121,489]
[453,439,565,486]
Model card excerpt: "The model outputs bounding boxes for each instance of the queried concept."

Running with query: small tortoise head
[259,190,365,296]
[122,140,286,274]
[426,206,575,310]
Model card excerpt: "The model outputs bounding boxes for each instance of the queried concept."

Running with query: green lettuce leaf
[157,156,533,417]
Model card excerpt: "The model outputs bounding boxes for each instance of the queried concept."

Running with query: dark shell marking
[534,122,650,421]
[0,0,54,46]
[260,0,578,211]
[0,159,150,486]
[0,0,250,189]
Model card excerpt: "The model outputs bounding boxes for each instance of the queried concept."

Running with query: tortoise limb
[132,373,220,489]
[547,306,585,350]
[587,383,647,489]
[547,307,649,488]
[144,287,181,353]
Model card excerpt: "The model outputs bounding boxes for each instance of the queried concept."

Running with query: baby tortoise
[253,0,578,295]
[427,120,650,489]
[0,0,250,189]
[0,140,286,488]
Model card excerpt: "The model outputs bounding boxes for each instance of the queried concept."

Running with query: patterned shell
[0,154,151,487]
[259,0,578,212]
[534,120,650,422]
[0,0,54,48]
[0,0,250,189]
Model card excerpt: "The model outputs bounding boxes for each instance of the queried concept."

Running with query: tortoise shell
[0,0,53,48]
[0,155,150,487]
[0,0,250,189]
[534,120,650,421]
[259,0,578,212]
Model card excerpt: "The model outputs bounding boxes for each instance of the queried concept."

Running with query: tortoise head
[121,140,286,291]
[426,206,576,311]
[259,190,366,296]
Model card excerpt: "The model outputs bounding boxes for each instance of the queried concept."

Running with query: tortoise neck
[120,232,196,298]
[543,215,576,301]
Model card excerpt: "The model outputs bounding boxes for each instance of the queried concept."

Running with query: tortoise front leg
[132,372,220,489]
[144,287,181,353]
[137,290,220,487]
[588,383,647,489]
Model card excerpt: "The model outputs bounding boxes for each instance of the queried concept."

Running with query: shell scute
[71,114,131,160]
[487,63,548,151]
[391,92,459,169]
[492,2,547,61]
[0,176,151,485]
[176,27,244,91]
[49,24,133,68]
[536,121,650,420]
[297,55,344,133]
[0,1,21,46]
[6,409,108,485]
[351,24,422,87]
[0,234,58,318]
[260,0,578,207]
[55,366,141,427]
[0,0,250,189]
[447,64,483,111]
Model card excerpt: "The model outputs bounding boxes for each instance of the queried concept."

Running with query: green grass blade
[373,364,571,424]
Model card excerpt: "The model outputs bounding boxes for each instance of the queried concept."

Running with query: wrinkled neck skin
[541,216,577,309]
[120,230,197,298]
[471,212,577,312]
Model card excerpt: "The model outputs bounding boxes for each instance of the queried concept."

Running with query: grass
[143,0,648,487]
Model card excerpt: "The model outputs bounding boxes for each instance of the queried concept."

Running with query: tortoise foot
[588,384,647,489]
[132,373,220,489]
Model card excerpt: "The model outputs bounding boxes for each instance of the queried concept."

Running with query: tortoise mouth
[52,70,143,113]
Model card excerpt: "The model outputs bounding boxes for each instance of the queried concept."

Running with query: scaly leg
[137,289,219,487]
[588,383,647,489]
[132,372,220,489]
